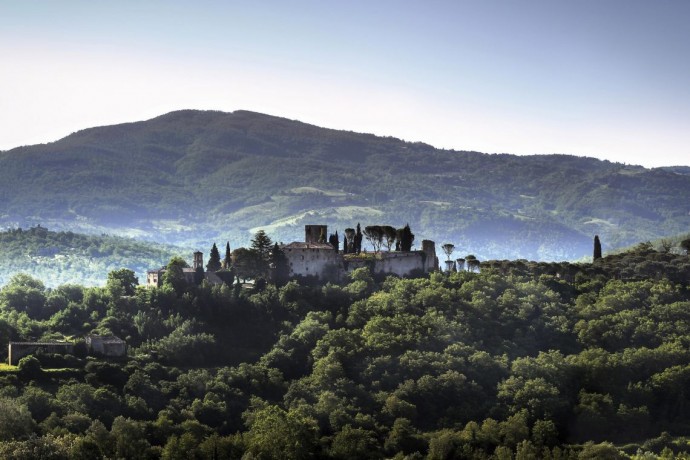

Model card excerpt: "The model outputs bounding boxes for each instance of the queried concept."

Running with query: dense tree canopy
[0,244,690,457]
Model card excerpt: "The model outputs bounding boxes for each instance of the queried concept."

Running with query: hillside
[1,110,689,260]
[2,245,690,456]
[0,227,183,287]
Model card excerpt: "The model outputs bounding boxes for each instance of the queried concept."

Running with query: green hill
[0,226,183,287]
[1,110,689,260]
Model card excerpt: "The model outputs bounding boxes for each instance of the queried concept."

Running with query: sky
[1,0,689,167]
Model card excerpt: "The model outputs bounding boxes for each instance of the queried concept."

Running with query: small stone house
[85,335,127,357]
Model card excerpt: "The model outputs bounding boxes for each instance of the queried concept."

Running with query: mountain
[1,110,689,260]
[0,227,182,287]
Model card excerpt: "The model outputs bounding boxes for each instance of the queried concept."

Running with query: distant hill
[0,227,182,287]
[1,110,689,260]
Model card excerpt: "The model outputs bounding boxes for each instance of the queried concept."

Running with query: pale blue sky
[1,1,689,166]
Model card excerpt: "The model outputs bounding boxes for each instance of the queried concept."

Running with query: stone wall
[344,251,428,277]
[8,342,75,365]
[86,335,127,357]
[283,244,341,280]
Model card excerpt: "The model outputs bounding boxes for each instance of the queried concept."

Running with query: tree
[0,398,36,441]
[399,224,415,252]
[270,243,290,286]
[442,243,455,261]
[110,416,152,459]
[465,254,480,272]
[681,238,690,255]
[344,228,356,253]
[107,269,138,296]
[355,223,363,254]
[162,256,189,295]
[244,403,319,460]
[593,235,602,261]
[456,258,465,272]
[0,273,47,318]
[659,238,673,253]
[251,230,273,260]
[222,242,232,269]
[17,356,43,379]
[363,226,384,254]
[207,243,222,272]
[232,248,262,282]
[382,225,397,252]
[329,231,340,251]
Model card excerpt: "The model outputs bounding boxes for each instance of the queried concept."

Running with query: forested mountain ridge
[0,227,182,287]
[1,110,689,260]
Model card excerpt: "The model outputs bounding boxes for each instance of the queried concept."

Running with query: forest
[2,109,690,259]
[0,227,180,288]
[1,243,690,458]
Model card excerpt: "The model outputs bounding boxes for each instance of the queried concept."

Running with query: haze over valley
[2,110,689,266]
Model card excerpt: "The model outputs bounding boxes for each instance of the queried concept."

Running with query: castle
[281,225,438,280]
[146,224,438,288]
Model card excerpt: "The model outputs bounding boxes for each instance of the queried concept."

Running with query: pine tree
[442,243,455,261]
[251,230,273,260]
[593,235,602,261]
[251,229,273,276]
[207,243,222,272]
[381,226,397,252]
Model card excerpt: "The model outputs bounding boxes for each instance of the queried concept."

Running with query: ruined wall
[8,342,75,365]
[344,251,428,277]
[86,336,127,357]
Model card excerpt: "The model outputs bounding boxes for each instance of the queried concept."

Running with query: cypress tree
[269,243,290,286]
[328,231,340,251]
[344,228,356,253]
[400,224,415,252]
[207,243,222,272]
[593,235,602,261]
[355,223,363,254]
[222,242,232,269]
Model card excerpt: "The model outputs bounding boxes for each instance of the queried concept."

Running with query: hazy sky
[1,1,689,167]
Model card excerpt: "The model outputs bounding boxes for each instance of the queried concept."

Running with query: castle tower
[305,225,328,244]
[193,251,204,270]
[422,240,439,272]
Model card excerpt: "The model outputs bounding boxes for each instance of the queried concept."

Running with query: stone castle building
[280,225,438,280]
[146,224,439,287]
